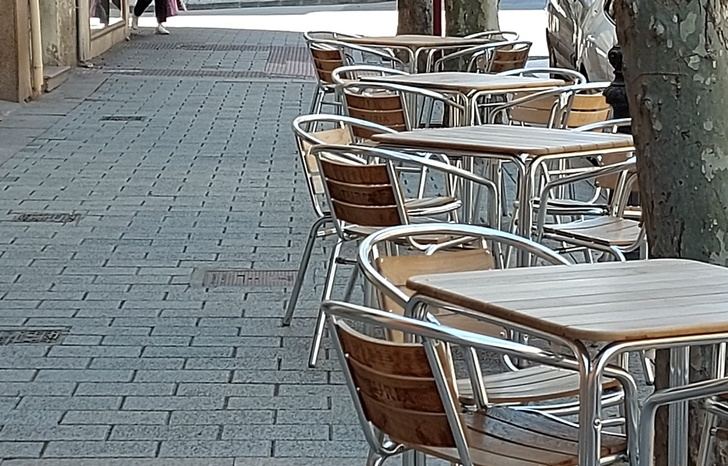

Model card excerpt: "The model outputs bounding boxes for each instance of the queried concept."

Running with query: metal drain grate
[265,47,314,78]
[100,115,147,122]
[13,213,80,223]
[105,69,274,79]
[201,269,296,288]
[125,43,307,53]
[0,329,67,345]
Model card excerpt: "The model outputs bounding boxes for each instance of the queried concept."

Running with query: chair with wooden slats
[432,40,533,74]
[284,115,471,331]
[323,300,629,466]
[498,66,587,85]
[357,223,624,410]
[303,145,498,367]
[338,81,466,134]
[303,32,406,118]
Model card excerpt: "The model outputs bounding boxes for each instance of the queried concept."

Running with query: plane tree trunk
[397,0,432,35]
[445,0,500,36]
[614,0,728,464]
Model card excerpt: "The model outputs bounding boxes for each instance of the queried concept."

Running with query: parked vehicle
[546,0,617,82]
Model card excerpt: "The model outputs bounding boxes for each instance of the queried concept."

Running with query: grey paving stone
[222,424,327,441]
[0,410,64,425]
[227,395,328,410]
[233,460,362,466]
[0,357,89,370]
[109,425,219,441]
[158,440,271,458]
[62,410,169,425]
[142,346,234,358]
[17,396,122,411]
[169,410,274,425]
[133,370,231,383]
[183,357,278,371]
[48,346,143,358]
[273,440,368,458]
[75,382,176,396]
[0,425,110,441]
[3,460,234,466]
[0,370,36,382]
[0,382,76,396]
[35,370,134,383]
[175,383,273,397]
[0,441,44,459]
[42,440,159,458]
[122,396,225,411]
[89,358,184,370]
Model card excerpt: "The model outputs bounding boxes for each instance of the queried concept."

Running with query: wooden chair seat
[411,406,626,466]
[543,216,642,247]
[456,365,618,405]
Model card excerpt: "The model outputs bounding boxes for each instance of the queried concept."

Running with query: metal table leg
[668,346,690,466]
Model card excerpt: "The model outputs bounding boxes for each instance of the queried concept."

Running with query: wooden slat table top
[344,34,492,48]
[372,125,634,156]
[407,259,728,342]
[362,72,564,93]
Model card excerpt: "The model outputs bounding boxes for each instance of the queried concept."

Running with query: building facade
[0,0,128,103]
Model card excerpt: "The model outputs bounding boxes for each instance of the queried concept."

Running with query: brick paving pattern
[0,27,367,465]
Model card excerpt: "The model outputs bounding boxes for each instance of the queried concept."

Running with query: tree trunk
[445,0,500,37]
[397,0,432,35]
[614,0,728,464]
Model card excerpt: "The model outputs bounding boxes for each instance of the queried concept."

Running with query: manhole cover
[100,115,147,122]
[0,329,67,345]
[13,213,80,223]
[201,269,297,288]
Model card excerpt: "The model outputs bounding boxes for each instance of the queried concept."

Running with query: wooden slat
[372,125,634,157]
[544,217,642,246]
[406,259,728,341]
[332,200,401,227]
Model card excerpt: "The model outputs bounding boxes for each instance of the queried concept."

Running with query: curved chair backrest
[498,67,587,85]
[358,223,571,311]
[292,115,399,217]
[310,145,408,234]
[332,64,409,85]
[464,30,519,41]
[575,118,636,192]
[308,43,345,86]
[485,41,532,73]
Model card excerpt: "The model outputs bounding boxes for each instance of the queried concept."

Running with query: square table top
[362,72,564,93]
[372,125,635,157]
[344,34,493,49]
[407,259,728,342]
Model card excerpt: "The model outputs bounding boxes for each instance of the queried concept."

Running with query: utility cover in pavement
[0,329,67,345]
[200,269,296,288]
[13,213,80,223]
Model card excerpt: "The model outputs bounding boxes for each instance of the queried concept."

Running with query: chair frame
[305,145,498,367]
[497,66,588,85]
[324,299,632,466]
[433,40,533,73]
[282,115,401,328]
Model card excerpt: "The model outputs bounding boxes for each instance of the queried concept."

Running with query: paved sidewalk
[0,26,369,465]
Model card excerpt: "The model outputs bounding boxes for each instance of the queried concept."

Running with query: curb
[186,0,393,10]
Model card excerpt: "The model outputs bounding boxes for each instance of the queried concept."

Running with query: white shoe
[130,15,139,30]
[156,24,170,35]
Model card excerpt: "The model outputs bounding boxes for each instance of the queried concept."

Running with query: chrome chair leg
[697,407,717,466]
[282,216,329,327]
[308,240,343,368]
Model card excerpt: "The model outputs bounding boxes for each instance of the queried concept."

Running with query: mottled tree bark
[614,0,728,464]
[445,0,500,36]
[397,0,432,35]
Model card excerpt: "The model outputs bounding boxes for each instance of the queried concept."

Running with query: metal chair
[304,34,406,118]
[535,156,646,262]
[697,344,728,466]
[358,223,628,411]
[433,40,533,73]
[331,64,410,86]
[283,114,404,329]
[338,81,467,133]
[303,145,497,367]
[498,66,588,85]
[323,300,629,466]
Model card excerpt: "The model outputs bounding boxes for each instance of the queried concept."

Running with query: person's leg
[154,0,169,34]
[132,0,152,17]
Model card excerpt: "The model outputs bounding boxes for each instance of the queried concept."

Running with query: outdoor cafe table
[342,35,496,72]
[362,72,564,124]
[372,125,635,262]
[406,259,728,466]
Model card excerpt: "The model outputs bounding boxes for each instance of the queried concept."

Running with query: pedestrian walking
[130,0,178,35]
